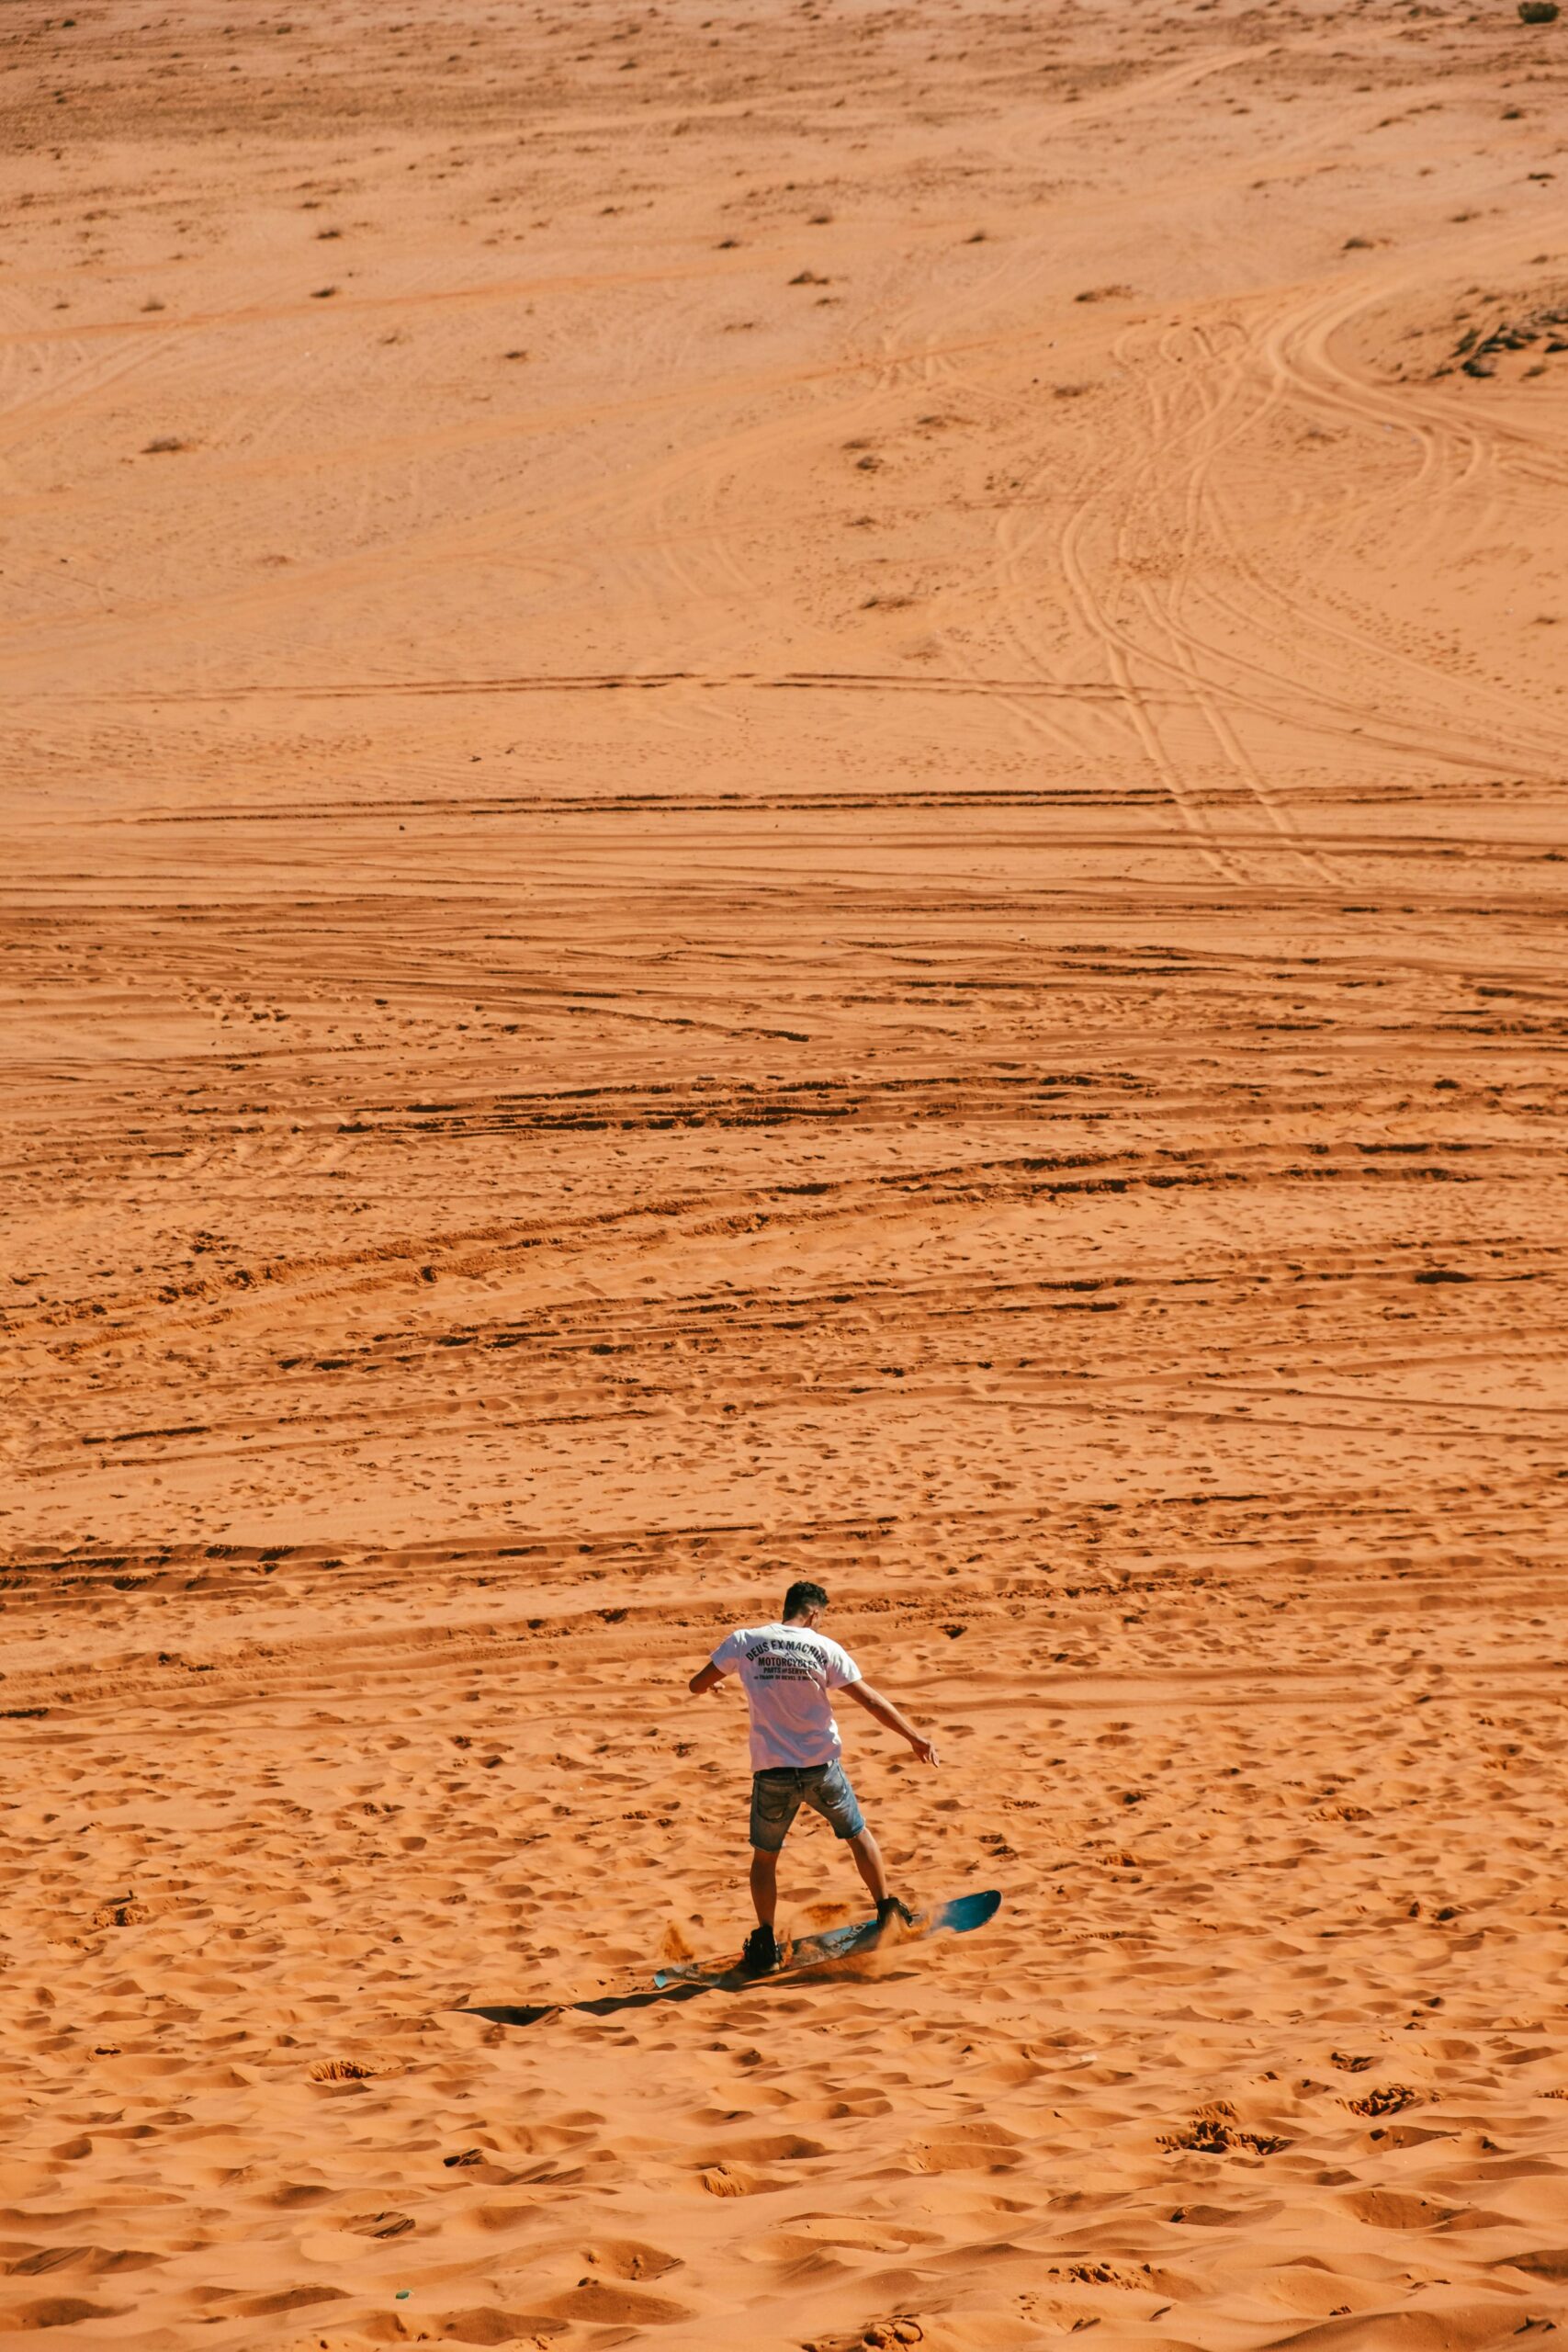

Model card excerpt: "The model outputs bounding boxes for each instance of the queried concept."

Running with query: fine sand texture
[4,0,1568,2345]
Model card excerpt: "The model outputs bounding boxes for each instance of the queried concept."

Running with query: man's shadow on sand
[461,1956,914,2030]
[461,1981,716,2029]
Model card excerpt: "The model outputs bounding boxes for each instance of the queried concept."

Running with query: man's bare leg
[848,1826,889,1906]
[750,1846,779,1928]
[753,1831,889,1927]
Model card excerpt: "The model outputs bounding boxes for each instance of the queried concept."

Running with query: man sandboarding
[688,1577,939,1975]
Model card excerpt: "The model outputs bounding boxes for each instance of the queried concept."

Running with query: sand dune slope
[3,0,1568,2344]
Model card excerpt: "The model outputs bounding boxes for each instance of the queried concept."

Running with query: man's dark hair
[783,1579,829,1622]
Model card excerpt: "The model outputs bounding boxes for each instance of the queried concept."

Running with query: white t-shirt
[709,1621,863,1771]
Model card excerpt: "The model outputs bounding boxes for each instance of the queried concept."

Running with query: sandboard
[653,1887,1000,1990]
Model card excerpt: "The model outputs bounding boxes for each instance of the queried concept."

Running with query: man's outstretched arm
[844,1679,939,1767]
[689,1660,724,1697]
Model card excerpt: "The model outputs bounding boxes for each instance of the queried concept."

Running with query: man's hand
[847,1679,938,1766]
[688,1661,724,1698]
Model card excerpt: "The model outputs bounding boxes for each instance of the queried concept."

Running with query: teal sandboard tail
[654,1888,1000,1990]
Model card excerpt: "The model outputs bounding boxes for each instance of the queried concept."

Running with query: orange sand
[3,0,1568,2345]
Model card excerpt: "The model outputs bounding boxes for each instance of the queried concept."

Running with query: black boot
[740,1922,779,1975]
[876,1895,915,1931]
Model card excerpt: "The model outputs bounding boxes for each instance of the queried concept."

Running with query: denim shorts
[750,1759,865,1852]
